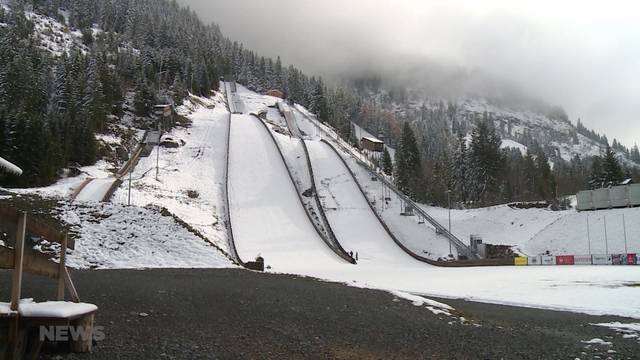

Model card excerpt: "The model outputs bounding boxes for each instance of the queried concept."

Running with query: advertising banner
[555,255,575,265]
[592,254,613,265]
[540,255,556,265]
[573,255,593,265]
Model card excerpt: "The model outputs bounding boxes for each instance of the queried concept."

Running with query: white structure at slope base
[0,157,22,176]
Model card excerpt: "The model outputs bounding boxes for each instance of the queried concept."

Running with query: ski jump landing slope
[227,114,346,271]
[306,140,427,266]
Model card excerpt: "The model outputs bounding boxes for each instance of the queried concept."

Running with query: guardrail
[276,105,355,263]
[224,82,237,114]
[299,111,478,259]
[101,134,147,203]
[300,139,355,263]
[249,114,355,264]
[224,112,242,265]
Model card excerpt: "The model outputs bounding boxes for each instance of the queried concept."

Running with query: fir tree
[451,133,468,203]
[395,122,422,200]
[602,145,624,186]
[589,157,605,189]
[382,147,393,176]
[466,120,503,205]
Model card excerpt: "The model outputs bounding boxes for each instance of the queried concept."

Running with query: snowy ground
[2,85,639,320]
[111,93,232,254]
[421,204,640,256]
[3,160,113,199]
[227,87,640,319]
[59,202,233,269]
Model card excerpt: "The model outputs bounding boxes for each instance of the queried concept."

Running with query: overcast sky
[179,0,639,147]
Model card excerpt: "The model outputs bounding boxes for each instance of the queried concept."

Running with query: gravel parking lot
[1,268,637,359]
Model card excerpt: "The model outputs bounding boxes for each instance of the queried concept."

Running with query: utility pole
[586,214,591,255]
[126,146,133,206]
[604,215,608,255]
[155,121,161,182]
[447,189,452,256]
[622,213,628,254]
[381,181,385,211]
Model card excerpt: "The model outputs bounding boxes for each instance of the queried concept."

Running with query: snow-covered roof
[361,136,384,144]
[0,157,23,176]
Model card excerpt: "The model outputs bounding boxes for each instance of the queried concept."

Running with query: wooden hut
[360,137,385,152]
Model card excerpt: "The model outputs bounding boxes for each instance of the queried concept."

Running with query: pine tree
[533,147,555,200]
[395,122,422,200]
[602,145,624,186]
[466,120,503,205]
[522,153,537,199]
[451,133,468,203]
[589,157,605,189]
[631,144,640,163]
[382,148,393,176]
[133,76,154,116]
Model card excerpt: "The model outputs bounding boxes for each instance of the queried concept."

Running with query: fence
[583,211,638,255]
[515,254,638,266]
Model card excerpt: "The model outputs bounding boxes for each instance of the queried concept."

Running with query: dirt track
[1,268,637,359]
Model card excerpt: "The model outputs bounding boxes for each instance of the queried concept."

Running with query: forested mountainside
[341,79,640,206]
[0,0,637,208]
[0,0,329,187]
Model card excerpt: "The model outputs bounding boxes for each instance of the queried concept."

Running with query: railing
[223,112,242,265]
[300,111,478,259]
[276,106,355,263]
[249,114,355,264]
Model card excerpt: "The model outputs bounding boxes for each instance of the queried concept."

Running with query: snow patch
[391,290,454,316]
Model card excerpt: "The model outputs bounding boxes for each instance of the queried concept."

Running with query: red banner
[555,255,575,265]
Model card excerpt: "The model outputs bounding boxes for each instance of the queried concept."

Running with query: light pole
[604,215,608,255]
[128,148,133,206]
[155,120,161,182]
[446,189,452,256]
[122,144,134,206]
[622,214,628,254]
[586,214,591,255]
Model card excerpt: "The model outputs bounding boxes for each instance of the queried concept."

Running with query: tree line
[1,0,637,210]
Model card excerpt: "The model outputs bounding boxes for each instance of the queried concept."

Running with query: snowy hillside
[422,204,640,257]
[361,86,638,167]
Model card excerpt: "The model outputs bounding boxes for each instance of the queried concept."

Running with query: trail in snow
[74,178,116,202]
[227,114,345,270]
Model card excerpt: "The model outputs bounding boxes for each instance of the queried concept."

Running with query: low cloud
[179,0,640,147]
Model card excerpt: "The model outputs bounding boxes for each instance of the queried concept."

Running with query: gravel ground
[1,268,638,359]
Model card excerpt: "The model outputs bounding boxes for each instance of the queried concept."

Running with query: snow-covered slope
[60,203,233,269]
[227,114,345,270]
[421,204,640,257]
[112,93,232,254]
[306,140,418,264]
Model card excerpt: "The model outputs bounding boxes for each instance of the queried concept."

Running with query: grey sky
[178,0,639,147]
